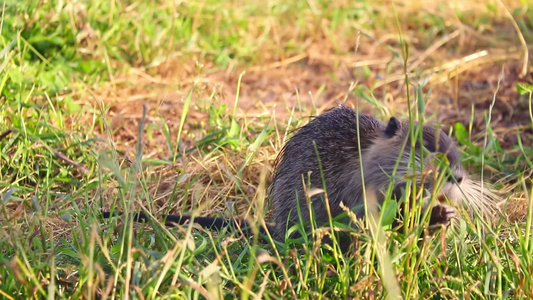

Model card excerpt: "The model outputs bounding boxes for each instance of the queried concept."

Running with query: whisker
[454,176,503,219]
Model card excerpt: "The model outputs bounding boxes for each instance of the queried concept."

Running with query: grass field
[1,0,533,298]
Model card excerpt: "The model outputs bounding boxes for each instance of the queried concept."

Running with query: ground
[1,0,533,298]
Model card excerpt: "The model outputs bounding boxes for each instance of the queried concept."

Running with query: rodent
[103,105,499,243]
[269,105,498,241]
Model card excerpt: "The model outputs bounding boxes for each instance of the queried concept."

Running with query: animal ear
[385,117,401,137]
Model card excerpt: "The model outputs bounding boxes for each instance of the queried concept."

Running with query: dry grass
[1,0,532,297]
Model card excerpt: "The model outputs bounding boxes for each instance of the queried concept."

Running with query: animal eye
[447,174,463,184]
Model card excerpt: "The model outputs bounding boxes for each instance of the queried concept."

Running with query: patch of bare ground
[79,3,531,225]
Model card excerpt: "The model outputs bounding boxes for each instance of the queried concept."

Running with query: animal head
[364,117,501,219]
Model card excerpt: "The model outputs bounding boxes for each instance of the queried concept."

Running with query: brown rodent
[269,105,498,240]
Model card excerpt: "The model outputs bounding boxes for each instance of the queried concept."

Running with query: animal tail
[101,211,271,237]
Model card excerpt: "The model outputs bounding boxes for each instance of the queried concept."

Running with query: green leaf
[64,96,81,113]
[381,198,398,226]
[516,83,533,95]
[228,119,240,137]
[9,68,26,85]
[453,122,470,145]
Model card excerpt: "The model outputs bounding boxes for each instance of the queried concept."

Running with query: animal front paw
[429,204,456,227]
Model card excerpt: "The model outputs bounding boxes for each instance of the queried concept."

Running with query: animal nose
[455,175,463,184]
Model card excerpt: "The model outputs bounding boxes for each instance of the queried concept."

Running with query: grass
[1,0,533,298]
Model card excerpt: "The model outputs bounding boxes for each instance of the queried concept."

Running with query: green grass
[1,0,533,298]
